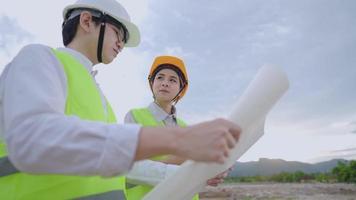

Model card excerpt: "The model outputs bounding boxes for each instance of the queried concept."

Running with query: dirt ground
[199,183,356,200]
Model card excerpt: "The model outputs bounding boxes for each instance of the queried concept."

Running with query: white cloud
[0,15,33,51]
[311,147,356,163]
[240,121,356,163]
[118,0,150,26]
[2,0,356,163]
[0,15,33,68]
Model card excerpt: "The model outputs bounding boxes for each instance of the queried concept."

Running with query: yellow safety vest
[0,49,126,199]
[126,108,199,200]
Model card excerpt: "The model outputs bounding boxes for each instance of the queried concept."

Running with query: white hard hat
[63,0,140,47]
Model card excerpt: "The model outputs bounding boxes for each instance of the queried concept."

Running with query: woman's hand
[206,167,233,187]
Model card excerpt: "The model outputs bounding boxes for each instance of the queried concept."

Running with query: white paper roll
[143,65,289,200]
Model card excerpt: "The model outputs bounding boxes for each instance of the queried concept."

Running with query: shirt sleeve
[2,44,140,177]
[124,110,136,124]
[126,160,178,186]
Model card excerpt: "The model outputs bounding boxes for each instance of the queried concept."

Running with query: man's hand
[174,118,241,164]
[135,118,241,163]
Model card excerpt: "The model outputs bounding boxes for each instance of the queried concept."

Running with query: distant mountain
[228,158,348,177]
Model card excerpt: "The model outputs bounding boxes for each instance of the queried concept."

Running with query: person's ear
[79,11,94,33]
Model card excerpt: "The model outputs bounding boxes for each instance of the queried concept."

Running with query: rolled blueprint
[143,65,289,200]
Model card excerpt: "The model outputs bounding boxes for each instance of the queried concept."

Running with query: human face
[101,23,125,64]
[152,68,181,104]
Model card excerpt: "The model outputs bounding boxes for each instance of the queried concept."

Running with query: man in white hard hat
[0,0,241,199]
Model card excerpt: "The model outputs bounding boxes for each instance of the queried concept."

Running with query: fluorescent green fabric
[0,142,6,157]
[0,49,126,199]
[127,108,199,200]
[131,108,165,161]
[130,108,187,127]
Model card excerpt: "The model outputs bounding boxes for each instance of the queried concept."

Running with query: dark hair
[62,15,79,46]
[150,64,187,89]
[105,15,129,44]
[62,9,129,46]
[62,11,101,46]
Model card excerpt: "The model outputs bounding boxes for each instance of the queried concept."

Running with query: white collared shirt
[0,44,140,177]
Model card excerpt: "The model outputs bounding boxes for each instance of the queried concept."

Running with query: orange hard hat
[148,55,188,101]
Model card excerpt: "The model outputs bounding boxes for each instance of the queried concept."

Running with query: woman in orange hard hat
[124,55,229,200]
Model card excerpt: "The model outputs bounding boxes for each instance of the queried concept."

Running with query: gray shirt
[124,102,178,126]
[0,44,140,177]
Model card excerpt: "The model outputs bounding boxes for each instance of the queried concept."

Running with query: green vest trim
[131,108,186,127]
[127,108,199,200]
[0,49,125,199]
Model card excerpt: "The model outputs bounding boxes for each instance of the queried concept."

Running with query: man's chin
[102,57,115,64]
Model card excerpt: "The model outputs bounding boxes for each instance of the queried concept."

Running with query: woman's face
[152,68,181,104]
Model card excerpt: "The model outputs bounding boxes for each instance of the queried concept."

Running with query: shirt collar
[148,102,177,121]
[57,47,94,75]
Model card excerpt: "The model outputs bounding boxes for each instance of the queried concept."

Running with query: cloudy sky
[1,0,355,163]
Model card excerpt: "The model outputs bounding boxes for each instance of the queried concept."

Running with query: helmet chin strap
[97,15,107,63]
[171,79,187,104]
[171,85,185,104]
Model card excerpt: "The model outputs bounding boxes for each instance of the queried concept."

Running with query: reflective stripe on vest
[127,108,199,200]
[0,156,18,177]
[0,49,126,199]
[77,190,126,200]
